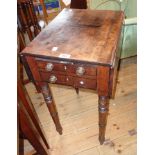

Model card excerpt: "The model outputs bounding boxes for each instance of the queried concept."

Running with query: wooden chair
[17,0,42,85]
[33,0,48,24]
[70,0,87,9]
[17,0,41,41]
[18,80,50,155]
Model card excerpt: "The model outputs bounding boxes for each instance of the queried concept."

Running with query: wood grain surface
[21,8,124,66]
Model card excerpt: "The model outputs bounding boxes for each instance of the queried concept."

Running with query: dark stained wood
[18,27,27,84]
[98,96,109,144]
[39,70,96,80]
[20,55,38,87]
[75,87,79,94]
[18,81,50,149]
[97,66,110,96]
[36,59,97,76]
[109,26,124,98]
[18,80,50,155]
[17,27,26,52]
[21,9,124,66]
[39,82,63,134]
[70,0,87,9]
[19,137,24,155]
[74,77,96,90]
[109,58,120,98]
[25,56,63,134]
[18,104,49,155]
[20,9,124,145]
[17,0,41,86]
[17,0,41,41]
[40,72,74,86]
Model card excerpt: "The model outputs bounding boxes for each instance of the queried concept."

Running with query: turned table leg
[41,83,62,134]
[98,96,109,144]
[75,87,79,94]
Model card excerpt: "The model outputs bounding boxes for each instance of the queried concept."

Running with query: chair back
[17,0,41,41]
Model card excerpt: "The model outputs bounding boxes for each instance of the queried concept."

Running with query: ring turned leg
[41,83,62,135]
[98,96,109,145]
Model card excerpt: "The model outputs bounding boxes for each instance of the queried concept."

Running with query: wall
[88,0,137,58]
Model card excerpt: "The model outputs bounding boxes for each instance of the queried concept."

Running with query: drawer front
[74,78,96,90]
[36,60,68,72]
[67,65,96,77]
[39,72,96,90]
[40,72,73,86]
[36,60,96,77]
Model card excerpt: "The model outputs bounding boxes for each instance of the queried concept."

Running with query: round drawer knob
[49,75,57,83]
[76,66,85,76]
[46,63,54,71]
[80,81,84,85]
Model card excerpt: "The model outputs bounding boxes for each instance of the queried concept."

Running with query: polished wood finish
[36,59,97,76]
[98,96,109,144]
[40,82,63,134]
[17,0,41,41]
[17,0,41,85]
[21,9,123,66]
[18,80,50,154]
[25,56,63,134]
[20,9,124,144]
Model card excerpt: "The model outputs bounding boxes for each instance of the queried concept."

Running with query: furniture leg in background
[18,80,50,154]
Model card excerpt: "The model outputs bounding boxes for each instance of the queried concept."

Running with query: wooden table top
[21,8,124,66]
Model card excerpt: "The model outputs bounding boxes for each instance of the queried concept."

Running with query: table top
[21,8,124,66]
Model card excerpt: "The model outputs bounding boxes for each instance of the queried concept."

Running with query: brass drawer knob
[46,63,54,71]
[49,75,57,83]
[76,66,85,76]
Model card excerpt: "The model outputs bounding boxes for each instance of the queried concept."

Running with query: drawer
[39,72,96,90]
[67,65,96,77]
[36,60,68,72]
[74,78,96,90]
[36,60,96,77]
[39,72,73,86]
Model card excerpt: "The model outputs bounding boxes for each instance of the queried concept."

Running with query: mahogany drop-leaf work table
[20,8,124,145]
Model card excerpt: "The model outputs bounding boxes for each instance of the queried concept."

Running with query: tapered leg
[41,83,63,134]
[75,87,79,94]
[98,96,109,145]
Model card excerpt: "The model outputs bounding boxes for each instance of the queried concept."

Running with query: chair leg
[19,105,49,155]
[18,81,50,149]
[19,137,24,155]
